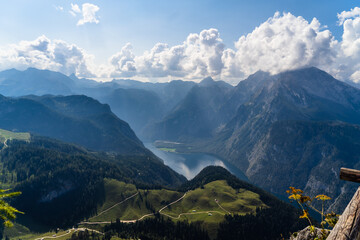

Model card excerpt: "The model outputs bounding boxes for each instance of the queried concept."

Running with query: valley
[145,142,248,180]
[0,66,359,239]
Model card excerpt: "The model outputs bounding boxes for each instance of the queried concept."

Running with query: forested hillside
[0,135,185,232]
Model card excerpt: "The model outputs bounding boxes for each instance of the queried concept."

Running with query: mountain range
[145,67,360,213]
[144,77,233,141]
[0,94,149,155]
[0,68,196,137]
[1,66,360,223]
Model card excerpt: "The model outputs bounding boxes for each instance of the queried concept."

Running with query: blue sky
[0,0,354,59]
[0,0,359,83]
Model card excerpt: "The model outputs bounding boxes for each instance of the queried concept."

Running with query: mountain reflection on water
[145,143,248,181]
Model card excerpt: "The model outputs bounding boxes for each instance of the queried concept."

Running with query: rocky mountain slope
[202,67,360,212]
[144,77,233,141]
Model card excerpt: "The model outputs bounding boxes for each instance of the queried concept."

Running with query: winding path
[34,188,234,239]
[158,192,187,213]
[34,228,103,240]
[161,210,225,219]
[89,192,139,220]
[81,191,233,225]
[43,190,233,239]
[215,199,231,214]
[81,192,188,225]
[1,139,8,151]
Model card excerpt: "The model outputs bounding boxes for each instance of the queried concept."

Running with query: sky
[0,0,359,84]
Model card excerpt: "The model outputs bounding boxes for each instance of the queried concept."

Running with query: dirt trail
[81,192,188,225]
[34,228,103,240]
[215,199,231,214]
[1,139,8,151]
[158,192,187,213]
[89,192,139,220]
[81,191,231,226]
[161,210,225,219]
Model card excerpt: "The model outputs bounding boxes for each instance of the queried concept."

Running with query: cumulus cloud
[4,8,360,83]
[109,28,225,79]
[70,3,100,26]
[217,8,360,83]
[337,7,360,25]
[221,12,336,79]
[107,10,360,83]
[109,43,137,78]
[108,14,341,82]
[335,8,360,82]
[0,36,96,77]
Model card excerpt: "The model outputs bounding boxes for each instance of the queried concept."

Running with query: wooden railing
[326,168,360,240]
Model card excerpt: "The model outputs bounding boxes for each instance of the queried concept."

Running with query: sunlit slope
[88,179,266,224]
[89,179,183,222]
[161,180,266,220]
[0,128,30,144]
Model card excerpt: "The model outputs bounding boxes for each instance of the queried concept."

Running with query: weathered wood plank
[327,187,360,240]
[340,168,360,183]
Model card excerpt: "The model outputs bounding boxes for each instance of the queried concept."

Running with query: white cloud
[335,10,360,83]
[54,5,64,12]
[109,43,137,78]
[108,14,340,82]
[70,3,100,26]
[71,3,81,13]
[109,28,225,79]
[4,8,360,83]
[337,7,360,25]
[69,3,81,16]
[222,12,337,79]
[108,10,360,84]
[0,36,96,78]
[78,3,100,26]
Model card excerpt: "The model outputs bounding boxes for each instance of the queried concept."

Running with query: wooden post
[327,168,360,240]
[340,168,360,183]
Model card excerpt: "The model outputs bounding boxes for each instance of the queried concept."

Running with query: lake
[145,143,248,181]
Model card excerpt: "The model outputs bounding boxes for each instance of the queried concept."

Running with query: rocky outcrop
[290,227,330,240]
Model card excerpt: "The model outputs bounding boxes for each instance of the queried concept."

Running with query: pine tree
[0,189,23,227]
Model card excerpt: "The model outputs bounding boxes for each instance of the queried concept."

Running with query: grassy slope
[89,179,182,222]
[5,228,103,240]
[162,180,266,219]
[158,147,176,152]
[0,128,30,188]
[8,178,268,239]
[85,179,266,238]
[90,179,266,223]
[0,129,30,143]
[161,180,266,237]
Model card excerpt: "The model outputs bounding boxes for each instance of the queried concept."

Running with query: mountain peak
[179,166,235,191]
[69,73,78,80]
[248,70,270,79]
[274,67,346,91]
[199,76,215,86]
[26,67,38,71]
[278,66,330,79]
[25,67,51,74]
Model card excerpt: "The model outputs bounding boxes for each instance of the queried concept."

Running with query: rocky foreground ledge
[290,227,330,240]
